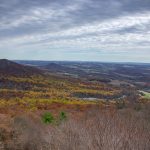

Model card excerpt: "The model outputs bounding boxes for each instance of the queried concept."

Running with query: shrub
[0,128,5,141]
[42,112,54,124]
[134,103,142,111]
[59,111,67,121]
[116,100,126,109]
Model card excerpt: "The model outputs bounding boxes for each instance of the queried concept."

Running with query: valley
[0,59,150,150]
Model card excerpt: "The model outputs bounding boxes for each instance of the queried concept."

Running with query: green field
[141,91,150,99]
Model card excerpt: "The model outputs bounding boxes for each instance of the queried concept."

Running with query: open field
[140,91,150,99]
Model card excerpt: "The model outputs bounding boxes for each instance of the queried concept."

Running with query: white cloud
[0,2,150,62]
[1,11,150,49]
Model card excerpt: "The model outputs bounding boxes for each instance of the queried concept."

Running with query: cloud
[0,1,83,29]
[1,11,150,47]
[0,0,150,62]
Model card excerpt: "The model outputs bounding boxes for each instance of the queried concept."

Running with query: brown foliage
[0,106,150,150]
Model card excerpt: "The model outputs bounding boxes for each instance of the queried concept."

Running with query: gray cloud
[0,0,150,62]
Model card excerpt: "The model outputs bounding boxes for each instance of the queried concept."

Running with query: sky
[0,0,150,62]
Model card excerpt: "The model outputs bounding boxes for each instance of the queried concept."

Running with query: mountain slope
[44,63,71,72]
[43,63,86,76]
[0,59,43,77]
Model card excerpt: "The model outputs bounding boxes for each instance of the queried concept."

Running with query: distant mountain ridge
[44,63,71,72]
[0,59,43,77]
[43,62,86,76]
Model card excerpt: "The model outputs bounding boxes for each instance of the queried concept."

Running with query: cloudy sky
[0,0,150,62]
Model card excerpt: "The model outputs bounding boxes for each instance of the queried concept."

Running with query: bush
[116,100,126,109]
[42,112,54,124]
[134,103,142,111]
[42,111,67,125]
[59,111,67,121]
[1,108,150,150]
[0,128,5,141]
